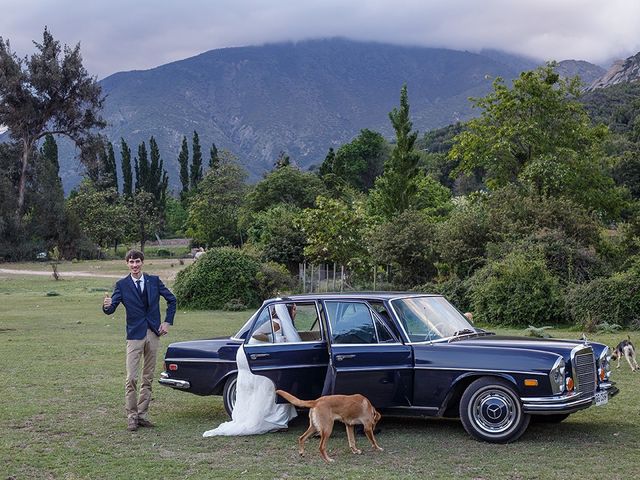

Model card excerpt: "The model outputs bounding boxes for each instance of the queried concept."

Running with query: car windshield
[390,296,475,342]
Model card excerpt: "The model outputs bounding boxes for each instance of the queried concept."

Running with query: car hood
[455,335,606,358]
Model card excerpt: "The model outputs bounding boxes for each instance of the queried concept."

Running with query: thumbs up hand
[103,292,112,308]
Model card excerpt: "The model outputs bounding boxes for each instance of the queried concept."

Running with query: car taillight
[169,363,178,371]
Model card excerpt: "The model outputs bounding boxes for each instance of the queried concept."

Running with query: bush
[566,263,640,328]
[256,261,296,300]
[174,247,262,309]
[469,252,564,326]
[417,276,473,313]
[155,248,173,258]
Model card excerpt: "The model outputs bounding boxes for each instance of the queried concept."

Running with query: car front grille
[573,348,596,395]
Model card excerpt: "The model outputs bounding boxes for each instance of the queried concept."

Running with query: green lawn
[1,264,639,479]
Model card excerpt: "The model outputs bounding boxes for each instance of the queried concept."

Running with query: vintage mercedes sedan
[159,293,618,443]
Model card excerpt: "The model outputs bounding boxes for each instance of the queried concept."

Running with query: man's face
[127,257,144,277]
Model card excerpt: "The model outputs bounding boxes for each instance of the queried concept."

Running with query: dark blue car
[159,293,618,443]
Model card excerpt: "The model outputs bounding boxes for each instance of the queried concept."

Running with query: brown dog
[275,389,383,463]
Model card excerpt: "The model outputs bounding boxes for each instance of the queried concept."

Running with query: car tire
[222,374,237,417]
[460,377,530,443]
[531,413,570,423]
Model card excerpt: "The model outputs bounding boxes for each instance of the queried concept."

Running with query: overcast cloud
[1,0,639,79]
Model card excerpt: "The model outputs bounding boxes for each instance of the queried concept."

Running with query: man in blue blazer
[102,249,177,431]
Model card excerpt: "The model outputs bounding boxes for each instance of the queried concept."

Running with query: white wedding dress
[203,304,299,436]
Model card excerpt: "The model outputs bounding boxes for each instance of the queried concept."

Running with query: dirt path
[0,268,121,279]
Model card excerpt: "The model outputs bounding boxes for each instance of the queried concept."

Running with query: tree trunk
[16,138,32,219]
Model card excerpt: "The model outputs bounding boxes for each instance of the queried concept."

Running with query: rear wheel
[460,377,530,443]
[222,374,237,417]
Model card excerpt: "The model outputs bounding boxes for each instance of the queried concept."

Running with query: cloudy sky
[2,0,639,79]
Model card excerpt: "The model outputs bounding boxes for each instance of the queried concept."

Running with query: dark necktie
[135,279,143,296]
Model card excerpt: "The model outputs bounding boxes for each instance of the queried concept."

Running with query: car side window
[289,302,323,342]
[326,301,378,344]
[248,307,274,344]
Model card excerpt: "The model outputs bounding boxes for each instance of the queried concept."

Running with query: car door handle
[250,353,270,360]
[336,354,355,361]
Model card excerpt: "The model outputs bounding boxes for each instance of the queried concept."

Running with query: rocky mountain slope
[587,51,640,91]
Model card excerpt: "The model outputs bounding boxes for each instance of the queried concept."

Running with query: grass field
[1,261,639,479]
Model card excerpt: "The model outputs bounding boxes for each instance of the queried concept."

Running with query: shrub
[469,252,564,326]
[155,248,173,258]
[174,247,262,309]
[566,263,640,328]
[417,276,473,313]
[256,261,296,300]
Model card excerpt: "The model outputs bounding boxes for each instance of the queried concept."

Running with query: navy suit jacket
[103,273,177,340]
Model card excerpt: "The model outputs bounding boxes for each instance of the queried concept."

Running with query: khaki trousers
[125,329,160,420]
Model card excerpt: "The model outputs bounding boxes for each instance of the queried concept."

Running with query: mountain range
[3,38,637,192]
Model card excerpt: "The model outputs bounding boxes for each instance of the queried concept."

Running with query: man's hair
[125,249,144,262]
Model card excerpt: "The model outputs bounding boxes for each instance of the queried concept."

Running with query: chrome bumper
[159,372,191,390]
[521,383,619,414]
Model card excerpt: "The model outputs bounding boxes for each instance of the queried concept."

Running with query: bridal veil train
[203,304,299,436]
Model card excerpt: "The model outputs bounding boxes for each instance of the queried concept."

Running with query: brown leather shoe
[127,418,138,431]
[137,418,155,428]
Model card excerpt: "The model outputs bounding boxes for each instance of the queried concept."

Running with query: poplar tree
[120,138,133,198]
[190,131,203,189]
[135,141,148,193]
[105,142,118,193]
[209,142,219,171]
[178,136,190,195]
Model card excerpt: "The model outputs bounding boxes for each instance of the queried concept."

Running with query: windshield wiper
[454,328,476,336]
[448,328,479,343]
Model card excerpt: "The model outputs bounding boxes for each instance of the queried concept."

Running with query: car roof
[267,292,442,302]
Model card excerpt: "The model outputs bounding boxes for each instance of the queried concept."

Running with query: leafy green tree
[67,182,130,252]
[120,138,133,198]
[165,196,188,236]
[190,130,203,189]
[450,64,622,218]
[178,136,189,197]
[319,129,387,192]
[0,28,105,217]
[186,158,248,246]
[300,196,369,268]
[244,165,326,215]
[369,209,437,287]
[131,191,160,252]
[370,85,421,218]
[245,204,306,270]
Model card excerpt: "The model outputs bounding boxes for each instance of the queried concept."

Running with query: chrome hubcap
[470,387,518,434]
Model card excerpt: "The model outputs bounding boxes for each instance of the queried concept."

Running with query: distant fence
[297,262,394,293]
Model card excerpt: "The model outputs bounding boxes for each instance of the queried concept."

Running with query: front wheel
[222,374,237,417]
[460,377,530,443]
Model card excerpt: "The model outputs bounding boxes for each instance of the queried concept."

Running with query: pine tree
[120,138,133,198]
[178,136,190,195]
[190,131,203,189]
[372,84,420,218]
[209,142,219,170]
